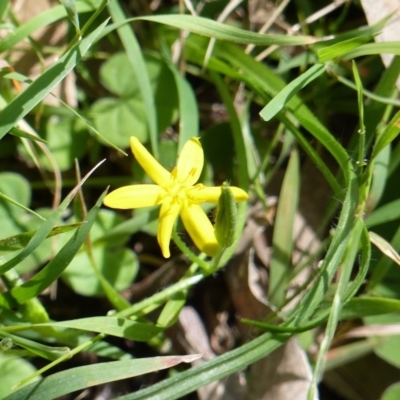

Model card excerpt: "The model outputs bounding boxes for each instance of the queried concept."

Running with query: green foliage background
[1,1,400,399]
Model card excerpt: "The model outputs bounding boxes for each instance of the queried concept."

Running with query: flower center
[163,167,191,205]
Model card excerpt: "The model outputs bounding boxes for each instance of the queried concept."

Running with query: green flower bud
[214,182,238,248]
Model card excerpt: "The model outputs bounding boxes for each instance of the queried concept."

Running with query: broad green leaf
[18,116,88,171]
[0,354,38,399]
[4,355,200,400]
[62,246,138,297]
[92,53,178,148]
[0,18,109,141]
[91,97,149,147]
[381,382,400,400]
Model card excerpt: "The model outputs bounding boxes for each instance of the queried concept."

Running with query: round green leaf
[91,97,148,147]
[365,313,400,368]
[0,173,31,240]
[62,246,138,297]
[61,209,138,296]
[381,382,400,400]
[0,354,38,398]
[94,53,178,148]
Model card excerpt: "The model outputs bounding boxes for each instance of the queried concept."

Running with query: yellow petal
[180,202,220,257]
[104,185,166,209]
[176,137,203,186]
[157,198,180,258]
[187,184,249,204]
[130,137,171,186]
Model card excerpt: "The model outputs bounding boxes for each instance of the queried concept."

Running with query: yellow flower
[104,137,248,258]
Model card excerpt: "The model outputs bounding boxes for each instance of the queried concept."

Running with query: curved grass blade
[4,355,201,400]
[166,62,199,154]
[317,35,373,62]
[260,64,326,121]
[139,15,321,46]
[107,1,158,158]
[269,149,300,307]
[372,109,400,159]
[343,41,400,60]
[0,18,109,141]
[0,1,97,53]
[31,317,161,341]
[9,127,47,143]
[0,330,69,361]
[0,223,81,254]
[60,0,80,31]
[115,331,290,400]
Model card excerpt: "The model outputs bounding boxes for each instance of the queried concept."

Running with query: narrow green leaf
[0,18,109,141]
[341,297,400,319]
[166,63,199,154]
[352,60,366,170]
[317,35,372,62]
[294,166,358,324]
[0,1,98,53]
[60,0,80,30]
[4,355,200,400]
[114,331,289,400]
[211,71,249,190]
[372,109,400,159]
[0,330,69,361]
[260,64,326,121]
[269,148,299,307]
[363,56,400,148]
[107,1,158,158]
[139,15,320,46]
[36,317,161,341]
[365,198,400,227]
[156,291,187,329]
[0,223,81,254]
[343,42,400,60]
[9,127,47,143]
[199,39,349,185]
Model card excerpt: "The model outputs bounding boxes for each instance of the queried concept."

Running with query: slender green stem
[171,227,209,270]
